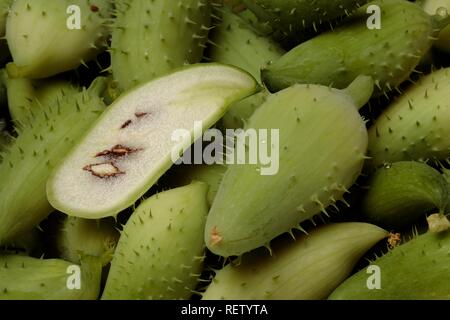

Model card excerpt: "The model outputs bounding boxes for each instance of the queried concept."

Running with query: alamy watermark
[66,265,81,290]
[366,5,382,30]
[171,121,280,176]
[366,265,381,290]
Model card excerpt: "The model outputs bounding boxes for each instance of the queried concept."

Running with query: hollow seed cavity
[83,162,125,179]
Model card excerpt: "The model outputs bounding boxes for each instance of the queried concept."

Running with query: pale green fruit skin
[0,0,11,37]
[102,183,209,300]
[210,8,284,129]
[0,78,107,244]
[112,0,212,91]
[0,255,102,300]
[203,223,388,300]
[329,230,450,300]
[423,0,450,52]
[57,217,120,266]
[210,8,284,82]
[367,67,450,169]
[262,0,438,95]
[362,161,449,230]
[6,0,111,79]
[168,164,227,207]
[205,81,370,257]
[242,0,368,43]
[221,90,269,129]
[0,71,80,125]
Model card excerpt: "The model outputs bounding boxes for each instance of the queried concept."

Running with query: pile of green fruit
[1,0,450,300]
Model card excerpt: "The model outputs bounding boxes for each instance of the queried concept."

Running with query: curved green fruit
[210,8,283,83]
[47,64,258,219]
[0,71,80,125]
[0,255,102,300]
[102,182,209,300]
[329,230,450,300]
[57,217,119,266]
[361,161,448,229]
[424,0,450,52]
[168,164,227,207]
[262,0,447,95]
[6,0,111,79]
[112,0,212,91]
[221,91,269,129]
[0,0,11,37]
[2,73,37,123]
[205,76,372,257]
[243,0,367,44]
[203,223,388,300]
[367,67,450,169]
[210,8,284,129]
[0,78,107,244]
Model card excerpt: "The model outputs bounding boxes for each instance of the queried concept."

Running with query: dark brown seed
[135,112,148,118]
[95,145,142,158]
[120,120,133,129]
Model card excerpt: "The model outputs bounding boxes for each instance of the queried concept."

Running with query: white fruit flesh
[47,64,258,219]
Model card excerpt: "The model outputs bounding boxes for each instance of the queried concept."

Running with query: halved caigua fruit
[47,64,259,219]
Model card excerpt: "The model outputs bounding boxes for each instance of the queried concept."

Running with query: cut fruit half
[47,64,258,219]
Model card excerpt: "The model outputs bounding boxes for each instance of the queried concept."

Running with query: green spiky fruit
[262,0,448,95]
[0,78,107,244]
[6,0,111,79]
[0,70,80,125]
[221,90,269,129]
[102,183,209,300]
[111,0,213,91]
[47,64,258,219]
[361,161,449,230]
[0,1,11,42]
[0,71,36,123]
[242,0,367,44]
[205,76,373,257]
[203,223,388,300]
[0,255,102,300]
[57,217,119,266]
[367,67,450,169]
[329,230,450,299]
[209,8,284,129]
[210,8,283,83]
[0,0,11,38]
[168,164,227,206]
[424,0,450,52]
